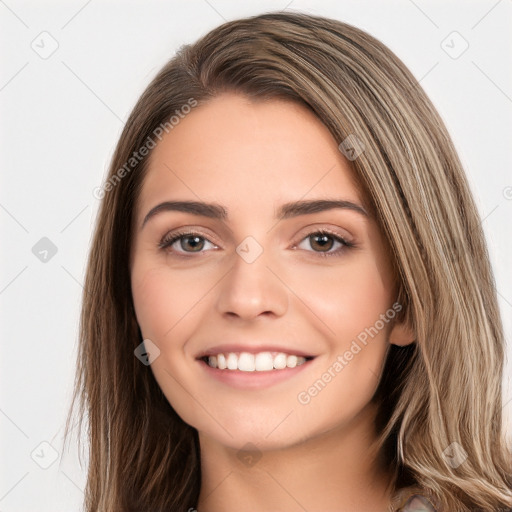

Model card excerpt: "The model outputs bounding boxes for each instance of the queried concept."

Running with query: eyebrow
[140,198,369,230]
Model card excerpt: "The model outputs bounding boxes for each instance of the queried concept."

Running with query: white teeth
[273,353,287,369]
[287,355,298,368]
[204,351,308,371]
[226,353,238,370]
[238,352,255,371]
[217,353,226,369]
[255,352,274,371]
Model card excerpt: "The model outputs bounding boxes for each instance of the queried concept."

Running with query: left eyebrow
[277,199,369,220]
[140,198,369,231]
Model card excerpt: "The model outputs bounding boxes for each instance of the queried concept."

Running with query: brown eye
[296,230,354,258]
[177,235,205,252]
[309,233,335,252]
[158,231,217,255]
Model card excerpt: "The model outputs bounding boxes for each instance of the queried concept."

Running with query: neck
[196,402,394,512]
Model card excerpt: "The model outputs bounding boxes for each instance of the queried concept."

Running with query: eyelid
[158,225,356,257]
[292,224,354,247]
[158,227,220,251]
[159,224,353,245]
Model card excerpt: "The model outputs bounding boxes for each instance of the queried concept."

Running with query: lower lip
[197,358,315,390]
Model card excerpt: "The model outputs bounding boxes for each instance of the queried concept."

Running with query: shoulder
[391,486,437,512]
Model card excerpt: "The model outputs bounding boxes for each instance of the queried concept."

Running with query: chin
[194,418,305,451]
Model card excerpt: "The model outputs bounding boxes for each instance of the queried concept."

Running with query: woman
[67,11,512,511]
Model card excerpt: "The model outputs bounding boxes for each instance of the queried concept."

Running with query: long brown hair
[66,11,512,511]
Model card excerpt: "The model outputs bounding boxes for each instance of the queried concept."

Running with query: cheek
[294,275,392,431]
[290,254,394,341]
[131,264,205,417]
[131,267,170,338]
[131,263,204,341]
[292,256,393,394]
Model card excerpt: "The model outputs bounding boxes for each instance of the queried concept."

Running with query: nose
[215,240,289,321]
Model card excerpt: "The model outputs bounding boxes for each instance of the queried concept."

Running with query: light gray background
[1,1,511,510]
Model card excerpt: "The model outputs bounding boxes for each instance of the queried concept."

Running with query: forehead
[138,93,366,218]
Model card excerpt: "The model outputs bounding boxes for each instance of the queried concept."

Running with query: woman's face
[130,93,412,451]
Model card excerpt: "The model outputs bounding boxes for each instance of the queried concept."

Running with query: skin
[130,93,415,511]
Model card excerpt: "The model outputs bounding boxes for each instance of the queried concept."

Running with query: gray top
[397,494,437,511]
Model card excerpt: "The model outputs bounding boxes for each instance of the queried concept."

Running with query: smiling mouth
[199,351,316,372]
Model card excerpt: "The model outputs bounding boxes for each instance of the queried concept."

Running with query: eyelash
[158,228,355,259]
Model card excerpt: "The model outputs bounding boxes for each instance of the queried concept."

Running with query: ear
[388,321,415,347]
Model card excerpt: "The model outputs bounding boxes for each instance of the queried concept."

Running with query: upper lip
[195,343,316,359]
